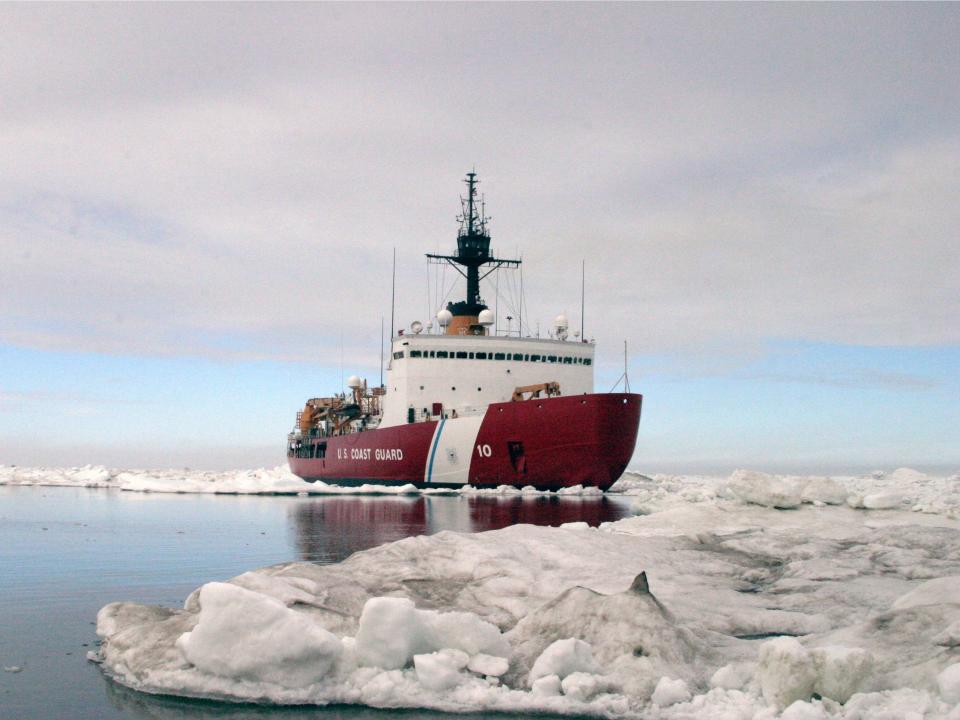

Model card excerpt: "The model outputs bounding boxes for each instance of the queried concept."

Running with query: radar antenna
[427,172,521,323]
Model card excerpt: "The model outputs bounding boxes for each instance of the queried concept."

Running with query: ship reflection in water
[290,494,634,564]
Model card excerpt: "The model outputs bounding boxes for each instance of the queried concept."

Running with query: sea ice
[727,469,803,509]
[88,465,960,718]
[353,597,509,671]
[354,597,434,670]
[413,649,469,691]
[709,662,754,690]
[466,653,509,677]
[651,676,691,706]
[176,582,342,687]
[800,476,847,506]
[527,638,600,685]
[810,646,873,703]
[937,663,960,704]
[756,637,817,708]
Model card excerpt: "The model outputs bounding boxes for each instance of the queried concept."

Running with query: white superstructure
[379,334,595,428]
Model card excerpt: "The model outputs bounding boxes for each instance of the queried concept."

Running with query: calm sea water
[0,486,632,720]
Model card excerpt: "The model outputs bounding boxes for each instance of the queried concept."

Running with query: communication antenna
[390,247,396,341]
[519,258,524,336]
[494,266,499,335]
[609,340,632,393]
[379,315,384,387]
[580,259,585,340]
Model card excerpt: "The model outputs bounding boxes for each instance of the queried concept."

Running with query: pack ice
[89,467,960,718]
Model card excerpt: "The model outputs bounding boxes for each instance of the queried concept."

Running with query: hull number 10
[476,444,492,458]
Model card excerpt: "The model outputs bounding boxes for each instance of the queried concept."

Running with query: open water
[0,486,632,720]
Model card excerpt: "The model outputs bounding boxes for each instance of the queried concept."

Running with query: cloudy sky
[1,3,957,472]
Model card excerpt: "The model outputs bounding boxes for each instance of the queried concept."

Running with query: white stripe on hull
[423,414,485,484]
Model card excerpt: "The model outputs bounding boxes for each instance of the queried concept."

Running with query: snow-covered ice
[4,464,958,518]
[0,464,610,497]
[88,465,960,719]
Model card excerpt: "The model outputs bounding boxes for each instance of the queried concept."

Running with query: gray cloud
[1,4,957,370]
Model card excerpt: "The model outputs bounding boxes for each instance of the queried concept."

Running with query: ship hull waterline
[288,393,641,491]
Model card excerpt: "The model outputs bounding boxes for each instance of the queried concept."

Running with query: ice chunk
[427,609,511,658]
[559,521,590,531]
[354,597,434,669]
[934,620,960,647]
[892,576,960,611]
[413,649,468,691]
[530,673,562,696]
[650,676,691,706]
[561,671,611,701]
[709,662,754,690]
[728,469,802,509]
[811,646,873,703]
[755,637,816,708]
[528,638,600,685]
[353,597,509,671]
[467,653,509,677]
[780,700,827,720]
[508,571,714,701]
[800,476,847,505]
[175,582,342,687]
[937,663,960,704]
[862,491,908,510]
[889,467,929,484]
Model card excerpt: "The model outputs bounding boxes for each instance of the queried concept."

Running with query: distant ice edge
[92,492,960,720]
[3,465,959,517]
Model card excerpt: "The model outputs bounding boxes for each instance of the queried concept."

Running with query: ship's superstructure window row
[403,349,592,365]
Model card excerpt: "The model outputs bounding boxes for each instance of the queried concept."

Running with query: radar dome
[347,375,362,389]
[554,314,569,329]
[478,309,495,326]
[410,320,423,334]
[437,309,453,327]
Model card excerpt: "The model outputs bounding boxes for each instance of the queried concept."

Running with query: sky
[1,3,957,474]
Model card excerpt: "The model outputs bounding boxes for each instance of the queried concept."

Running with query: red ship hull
[289,392,641,491]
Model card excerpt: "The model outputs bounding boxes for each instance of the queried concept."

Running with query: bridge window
[530,354,541,362]
[514,353,523,361]
[393,351,404,359]
[436,351,448,358]
[547,355,557,363]
[475,352,487,360]
[494,353,506,360]
[456,351,468,359]
[563,357,572,364]
[410,350,422,358]
[584,358,592,366]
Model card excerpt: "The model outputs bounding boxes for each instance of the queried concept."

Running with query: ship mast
[426,172,521,334]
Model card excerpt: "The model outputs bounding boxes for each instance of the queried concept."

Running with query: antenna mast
[580,259,585,340]
[609,340,632,393]
[426,171,521,333]
[390,247,396,341]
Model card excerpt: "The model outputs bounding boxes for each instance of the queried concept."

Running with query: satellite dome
[478,309,495,326]
[410,320,423,334]
[437,309,453,327]
[554,314,569,329]
[347,375,362,389]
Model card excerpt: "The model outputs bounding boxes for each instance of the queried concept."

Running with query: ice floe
[4,464,957,518]
[0,464,609,497]
[91,476,960,719]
